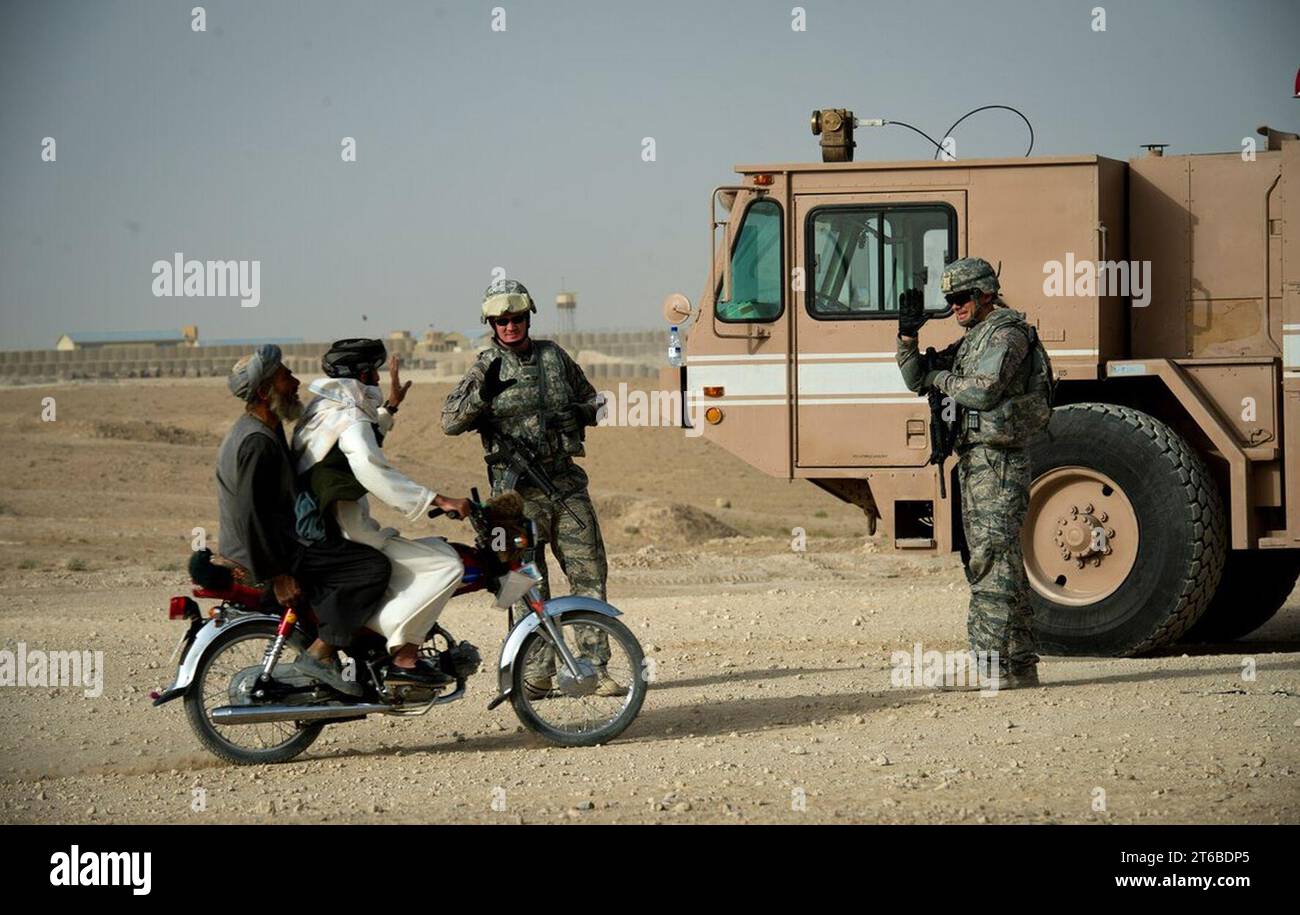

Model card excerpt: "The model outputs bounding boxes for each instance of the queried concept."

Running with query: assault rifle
[923,347,958,499]
[484,430,588,531]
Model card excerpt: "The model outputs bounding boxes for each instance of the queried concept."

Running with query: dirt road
[1,379,1297,823]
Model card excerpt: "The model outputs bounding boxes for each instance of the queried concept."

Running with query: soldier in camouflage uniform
[441,279,625,698]
[896,257,1053,689]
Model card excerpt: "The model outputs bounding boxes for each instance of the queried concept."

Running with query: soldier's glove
[898,288,927,339]
[919,347,947,392]
[479,358,517,404]
[552,403,592,433]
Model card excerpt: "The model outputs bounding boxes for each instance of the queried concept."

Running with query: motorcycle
[151,489,647,765]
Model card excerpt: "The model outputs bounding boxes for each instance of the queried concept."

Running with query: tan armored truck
[662,111,1300,656]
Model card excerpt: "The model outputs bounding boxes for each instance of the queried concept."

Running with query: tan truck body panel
[670,142,1299,553]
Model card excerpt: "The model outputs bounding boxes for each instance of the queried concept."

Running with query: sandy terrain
[0,377,1297,824]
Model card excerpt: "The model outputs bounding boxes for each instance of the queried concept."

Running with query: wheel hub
[1024,467,1139,606]
[1053,503,1116,568]
[555,659,599,697]
[229,665,264,706]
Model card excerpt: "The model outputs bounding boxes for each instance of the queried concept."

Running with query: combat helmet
[940,257,1000,299]
[481,278,537,324]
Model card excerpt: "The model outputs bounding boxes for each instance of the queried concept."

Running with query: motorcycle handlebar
[429,488,487,542]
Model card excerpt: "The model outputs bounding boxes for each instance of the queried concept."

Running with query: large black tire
[183,621,324,766]
[1023,403,1226,656]
[1183,549,1300,642]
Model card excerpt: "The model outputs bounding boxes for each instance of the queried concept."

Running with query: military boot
[937,663,1039,692]
[1006,664,1039,688]
[594,667,628,697]
[520,648,558,700]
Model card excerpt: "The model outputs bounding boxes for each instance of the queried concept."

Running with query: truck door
[793,192,966,468]
[686,187,793,478]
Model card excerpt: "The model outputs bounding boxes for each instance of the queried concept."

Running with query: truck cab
[665,111,1300,656]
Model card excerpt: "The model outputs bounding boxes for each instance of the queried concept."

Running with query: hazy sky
[1,0,1297,349]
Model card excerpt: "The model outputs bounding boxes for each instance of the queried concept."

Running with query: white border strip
[687,353,788,363]
[687,397,922,406]
[689,348,1100,364]
[685,398,786,407]
[797,397,920,405]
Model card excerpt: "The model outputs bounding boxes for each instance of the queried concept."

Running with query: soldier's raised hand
[898,288,928,339]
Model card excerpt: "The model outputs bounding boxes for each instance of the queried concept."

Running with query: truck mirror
[662,292,694,326]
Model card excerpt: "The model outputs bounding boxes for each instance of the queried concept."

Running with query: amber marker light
[752,174,774,186]
[703,386,724,397]
[705,407,724,424]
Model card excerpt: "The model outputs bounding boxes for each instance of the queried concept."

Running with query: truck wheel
[1021,403,1226,656]
[1183,549,1300,642]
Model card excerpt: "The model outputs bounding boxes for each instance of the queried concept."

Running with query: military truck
[661,110,1300,656]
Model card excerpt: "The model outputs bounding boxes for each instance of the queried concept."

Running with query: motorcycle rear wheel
[510,610,646,747]
[183,620,325,766]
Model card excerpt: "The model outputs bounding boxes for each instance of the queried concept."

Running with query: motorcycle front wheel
[510,610,646,747]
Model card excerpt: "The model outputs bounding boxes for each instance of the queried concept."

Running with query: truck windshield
[716,198,783,322]
[808,205,954,319]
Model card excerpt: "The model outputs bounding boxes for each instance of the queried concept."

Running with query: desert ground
[0,376,1297,824]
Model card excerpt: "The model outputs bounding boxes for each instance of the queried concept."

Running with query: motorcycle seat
[193,583,268,606]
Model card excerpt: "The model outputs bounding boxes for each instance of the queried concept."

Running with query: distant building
[556,291,577,333]
[56,326,198,350]
[420,330,472,352]
[198,337,304,348]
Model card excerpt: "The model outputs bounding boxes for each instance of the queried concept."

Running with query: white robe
[292,380,464,651]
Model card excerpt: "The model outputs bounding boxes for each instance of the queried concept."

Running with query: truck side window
[807,204,956,320]
[716,199,783,322]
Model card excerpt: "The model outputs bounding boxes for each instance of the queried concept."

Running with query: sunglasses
[944,291,976,307]
[491,315,529,327]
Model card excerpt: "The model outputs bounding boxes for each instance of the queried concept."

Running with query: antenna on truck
[814,104,1036,162]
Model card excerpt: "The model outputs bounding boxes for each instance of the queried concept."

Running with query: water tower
[555,289,577,333]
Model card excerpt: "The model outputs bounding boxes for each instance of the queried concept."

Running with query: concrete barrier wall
[1,332,663,383]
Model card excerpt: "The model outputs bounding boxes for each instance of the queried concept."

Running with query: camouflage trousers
[495,463,610,677]
[957,444,1039,671]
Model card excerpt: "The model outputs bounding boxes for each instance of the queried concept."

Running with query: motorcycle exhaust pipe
[210,702,390,725]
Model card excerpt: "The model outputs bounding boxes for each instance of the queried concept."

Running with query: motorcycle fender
[152,611,282,706]
[494,596,622,700]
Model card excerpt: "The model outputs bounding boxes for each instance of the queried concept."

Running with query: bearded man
[214,344,390,697]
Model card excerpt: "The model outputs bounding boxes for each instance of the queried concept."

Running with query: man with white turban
[292,338,471,685]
